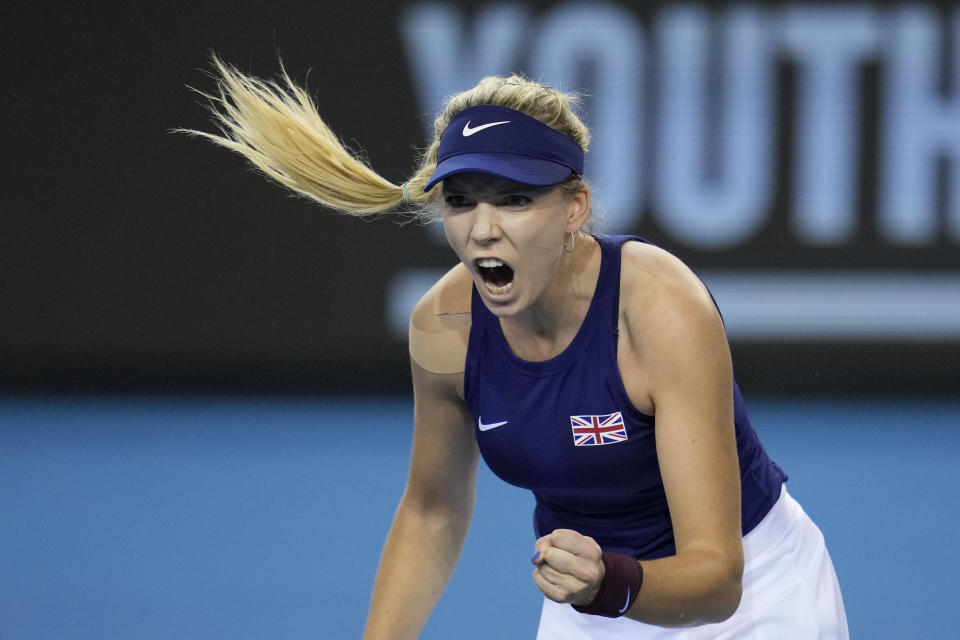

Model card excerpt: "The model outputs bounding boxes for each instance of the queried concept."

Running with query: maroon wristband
[571,551,643,618]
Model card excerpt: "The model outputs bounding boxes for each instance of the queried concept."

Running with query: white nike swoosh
[478,417,509,431]
[618,588,631,614]
[462,120,511,137]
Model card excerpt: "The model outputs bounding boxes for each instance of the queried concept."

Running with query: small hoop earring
[563,231,577,253]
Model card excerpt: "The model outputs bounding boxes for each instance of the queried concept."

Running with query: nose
[470,202,502,246]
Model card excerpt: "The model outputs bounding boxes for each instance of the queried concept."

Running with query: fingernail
[531,551,541,563]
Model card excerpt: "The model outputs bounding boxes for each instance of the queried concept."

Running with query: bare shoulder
[619,240,718,325]
[408,263,474,377]
[617,241,729,409]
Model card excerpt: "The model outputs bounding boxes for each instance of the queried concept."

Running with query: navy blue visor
[424,104,584,191]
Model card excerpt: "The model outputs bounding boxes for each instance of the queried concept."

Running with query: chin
[477,284,521,316]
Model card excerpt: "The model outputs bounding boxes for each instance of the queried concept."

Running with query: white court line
[388,269,960,341]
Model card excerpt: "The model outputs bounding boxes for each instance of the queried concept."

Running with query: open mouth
[475,258,515,295]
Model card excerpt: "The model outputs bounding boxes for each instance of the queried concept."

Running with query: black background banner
[3,1,958,394]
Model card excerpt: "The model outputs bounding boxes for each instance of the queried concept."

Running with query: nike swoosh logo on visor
[478,418,508,431]
[462,120,511,137]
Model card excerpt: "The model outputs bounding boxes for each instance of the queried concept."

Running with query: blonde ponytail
[179,57,590,219]
[178,55,427,215]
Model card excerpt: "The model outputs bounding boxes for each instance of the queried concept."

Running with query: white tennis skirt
[536,486,848,639]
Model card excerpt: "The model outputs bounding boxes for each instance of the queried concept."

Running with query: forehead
[441,172,553,195]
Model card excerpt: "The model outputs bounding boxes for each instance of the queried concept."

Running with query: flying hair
[178,55,591,219]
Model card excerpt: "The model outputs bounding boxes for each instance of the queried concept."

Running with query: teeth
[485,281,513,295]
[478,258,505,268]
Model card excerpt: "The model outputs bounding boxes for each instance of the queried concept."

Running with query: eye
[501,194,532,207]
[444,194,473,208]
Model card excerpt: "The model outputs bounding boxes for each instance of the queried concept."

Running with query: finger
[539,545,574,572]
[545,529,601,558]
[540,546,602,585]
[535,562,578,589]
[532,532,567,565]
[531,567,573,604]
[532,534,551,564]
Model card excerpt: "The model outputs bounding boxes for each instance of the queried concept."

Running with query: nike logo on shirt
[462,120,510,136]
[478,417,509,431]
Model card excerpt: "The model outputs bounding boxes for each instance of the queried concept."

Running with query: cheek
[515,229,564,276]
[524,224,565,255]
[442,217,466,257]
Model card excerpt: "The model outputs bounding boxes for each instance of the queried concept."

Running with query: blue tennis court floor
[1,394,957,639]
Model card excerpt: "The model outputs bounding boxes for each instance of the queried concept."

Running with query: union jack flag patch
[570,412,628,446]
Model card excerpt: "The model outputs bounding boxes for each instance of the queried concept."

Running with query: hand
[531,529,605,606]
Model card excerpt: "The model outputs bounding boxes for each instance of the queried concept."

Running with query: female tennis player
[185,57,848,639]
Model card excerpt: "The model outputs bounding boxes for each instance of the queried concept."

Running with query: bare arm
[363,360,478,639]
[621,251,743,625]
[532,245,743,626]
[364,267,478,639]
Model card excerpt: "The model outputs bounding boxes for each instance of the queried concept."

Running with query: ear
[565,183,591,233]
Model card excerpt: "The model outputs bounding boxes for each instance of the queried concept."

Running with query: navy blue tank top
[464,234,787,560]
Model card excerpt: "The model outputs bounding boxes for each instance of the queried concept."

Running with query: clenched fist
[531,529,605,606]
